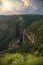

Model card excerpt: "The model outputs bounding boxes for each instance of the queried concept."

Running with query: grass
[0,53,43,65]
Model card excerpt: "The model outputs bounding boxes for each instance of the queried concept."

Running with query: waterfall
[23,29,25,43]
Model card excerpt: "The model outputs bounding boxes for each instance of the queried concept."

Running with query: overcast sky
[0,0,43,15]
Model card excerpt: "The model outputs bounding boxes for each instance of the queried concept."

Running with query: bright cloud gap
[0,0,43,15]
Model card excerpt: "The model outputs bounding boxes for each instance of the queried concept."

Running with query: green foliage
[26,19,43,55]
[26,54,43,65]
[0,53,43,65]
[0,15,43,56]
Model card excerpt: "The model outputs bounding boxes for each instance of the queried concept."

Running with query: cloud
[22,0,37,9]
[22,0,32,7]
[0,0,26,15]
[0,0,37,15]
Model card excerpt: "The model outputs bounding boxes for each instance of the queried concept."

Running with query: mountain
[0,15,43,55]
[25,19,43,55]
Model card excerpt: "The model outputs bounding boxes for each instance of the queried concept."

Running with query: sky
[0,0,43,15]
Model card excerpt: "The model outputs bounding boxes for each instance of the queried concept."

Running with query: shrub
[0,53,43,65]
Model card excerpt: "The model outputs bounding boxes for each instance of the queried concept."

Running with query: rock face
[26,33,35,43]
[9,29,26,49]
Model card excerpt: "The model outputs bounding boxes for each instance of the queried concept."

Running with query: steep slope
[27,19,43,43]
[26,19,43,55]
[0,15,43,54]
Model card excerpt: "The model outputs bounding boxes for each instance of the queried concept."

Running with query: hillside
[0,15,43,56]
[25,19,43,55]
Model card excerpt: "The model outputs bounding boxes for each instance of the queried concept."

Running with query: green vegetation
[0,53,43,65]
[26,19,43,55]
[0,15,43,52]
[0,15,43,65]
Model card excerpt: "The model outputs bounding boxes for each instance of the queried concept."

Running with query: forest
[0,14,43,65]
